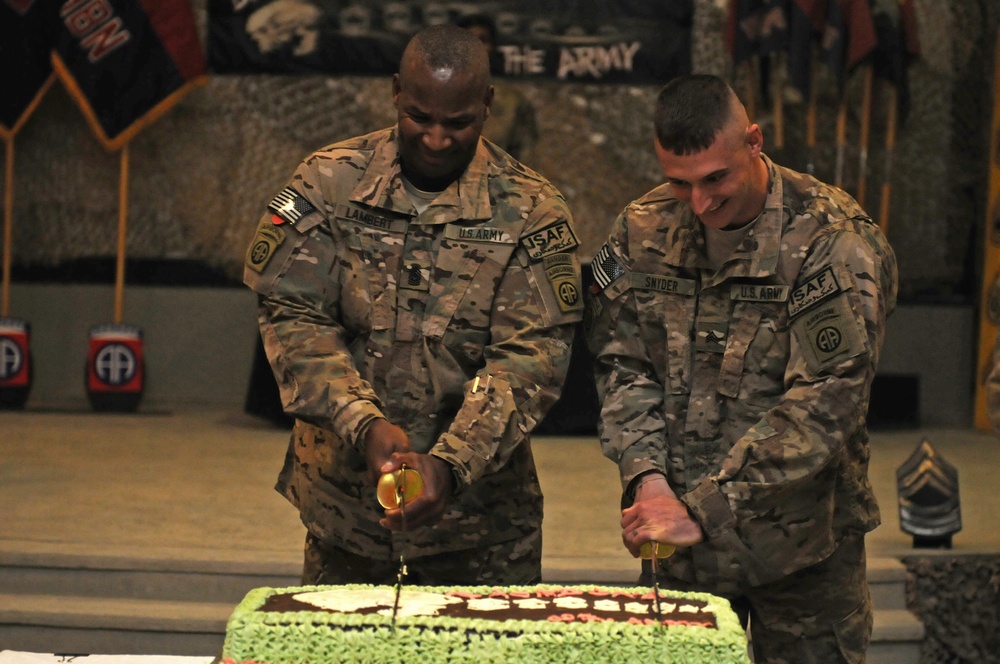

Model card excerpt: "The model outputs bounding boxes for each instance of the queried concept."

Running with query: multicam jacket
[587,155,897,593]
[244,127,583,559]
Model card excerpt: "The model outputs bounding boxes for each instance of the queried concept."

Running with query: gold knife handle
[640,541,676,560]
[377,467,424,508]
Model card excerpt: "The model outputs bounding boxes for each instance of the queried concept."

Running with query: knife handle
[640,541,676,560]
[377,468,424,508]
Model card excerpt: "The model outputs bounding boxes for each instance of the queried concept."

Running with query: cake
[221,584,750,663]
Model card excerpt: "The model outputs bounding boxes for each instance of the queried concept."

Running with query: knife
[641,541,675,625]
[379,465,422,629]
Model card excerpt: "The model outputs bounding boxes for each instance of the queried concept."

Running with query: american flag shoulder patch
[268,187,316,226]
[591,243,625,290]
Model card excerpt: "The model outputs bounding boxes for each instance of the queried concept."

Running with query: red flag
[0,0,57,138]
[821,0,877,90]
[51,0,208,151]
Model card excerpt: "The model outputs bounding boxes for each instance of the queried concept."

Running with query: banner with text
[208,0,692,83]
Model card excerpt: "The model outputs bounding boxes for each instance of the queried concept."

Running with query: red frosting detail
[556,588,584,597]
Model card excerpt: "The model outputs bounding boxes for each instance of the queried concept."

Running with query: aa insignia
[794,296,866,370]
[246,224,286,273]
[544,253,582,313]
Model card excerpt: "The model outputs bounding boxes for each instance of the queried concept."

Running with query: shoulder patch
[591,243,625,290]
[789,266,842,318]
[245,223,286,273]
[268,187,316,226]
[520,220,580,262]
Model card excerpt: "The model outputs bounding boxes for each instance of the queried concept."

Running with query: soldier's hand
[621,494,704,558]
[364,419,411,485]
[378,452,454,531]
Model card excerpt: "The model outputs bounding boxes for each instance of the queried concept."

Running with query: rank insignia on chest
[696,320,729,353]
[268,187,316,226]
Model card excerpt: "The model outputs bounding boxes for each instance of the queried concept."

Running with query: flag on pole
[869,0,921,122]
[0,0,57,138]
[51,0,208,151]
[821,0,878,90]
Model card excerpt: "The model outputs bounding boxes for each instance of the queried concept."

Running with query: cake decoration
[222,584,751,663]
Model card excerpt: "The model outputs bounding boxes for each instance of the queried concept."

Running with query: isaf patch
[520,220,579,262]
[544,253,582,313]
[789,266,842,318]
[268,187,316,226]
[245,223,286,273]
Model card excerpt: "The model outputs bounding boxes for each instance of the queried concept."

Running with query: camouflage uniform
[587,155,897,662]
[244,127,583,584]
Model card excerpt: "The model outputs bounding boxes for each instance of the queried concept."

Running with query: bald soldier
[586,75,897,662]
[244,25,583,585]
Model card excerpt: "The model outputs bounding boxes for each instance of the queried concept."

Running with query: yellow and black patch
[793,295,867,371]
[520,220,580,262]
[245,222,286,274]
[544,253,582,313]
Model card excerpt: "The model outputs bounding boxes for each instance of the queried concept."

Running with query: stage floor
[3,408,999,580]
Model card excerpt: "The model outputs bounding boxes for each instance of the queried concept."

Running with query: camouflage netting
[904,555,1000,664]
[1,0,998,302]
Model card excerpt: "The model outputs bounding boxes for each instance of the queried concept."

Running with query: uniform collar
[350,127,494,223]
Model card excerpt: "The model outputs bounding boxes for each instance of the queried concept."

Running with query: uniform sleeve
[243,161,384,446]
[586,212,668,494]
[681,223,898,541]
[430,194,583,487]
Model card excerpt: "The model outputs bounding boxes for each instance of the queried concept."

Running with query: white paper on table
[1,652,214,664]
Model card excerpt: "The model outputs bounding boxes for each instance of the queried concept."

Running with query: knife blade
[389,464,413,630]
[641,541,675,626]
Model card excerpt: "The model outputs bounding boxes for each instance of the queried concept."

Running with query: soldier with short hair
[245,24,583,585]
[586,74,897,662]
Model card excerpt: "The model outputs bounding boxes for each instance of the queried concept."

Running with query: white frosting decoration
[624,602,651,614]
[552,597,587,609]
[293,588,461,617]
[513,598,549,610]
[593,599,621,612]
[467,598,511,612]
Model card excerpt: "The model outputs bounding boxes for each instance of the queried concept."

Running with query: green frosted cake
[221,584,750,663]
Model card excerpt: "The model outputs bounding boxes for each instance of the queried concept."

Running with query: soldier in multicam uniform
[586,75,897,662]
[244,25,583,585]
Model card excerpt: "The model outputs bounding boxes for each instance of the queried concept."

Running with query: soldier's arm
[429,192,583,488]
[243,161,384,449]
[682,222,897,542]
[586,213,671,498]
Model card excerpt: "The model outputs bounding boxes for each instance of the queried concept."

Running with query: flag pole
[805,64,818,176]
[771,54,784,149]
[835,93,848,188]
[878,82,898,235]
[115,142,129,325]
[857,66,874,207]
[2,135,13,318]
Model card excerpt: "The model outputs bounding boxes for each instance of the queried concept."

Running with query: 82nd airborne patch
[544,253,582,313]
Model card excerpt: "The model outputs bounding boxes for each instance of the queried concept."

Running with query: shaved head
[399,24,491,95]
[654,75,749,155]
